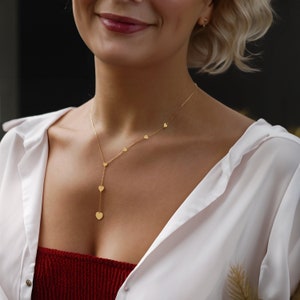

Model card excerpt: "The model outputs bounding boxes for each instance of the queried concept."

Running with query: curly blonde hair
[188,0,274,74]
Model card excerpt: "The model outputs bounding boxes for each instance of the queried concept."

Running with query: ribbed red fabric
[32,247,136,300]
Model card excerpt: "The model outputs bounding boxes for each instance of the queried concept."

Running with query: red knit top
[32,247,136,300]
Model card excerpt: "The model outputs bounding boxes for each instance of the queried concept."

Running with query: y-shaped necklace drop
[89,87,197,220]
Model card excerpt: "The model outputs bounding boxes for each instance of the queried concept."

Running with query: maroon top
[32,247,136,300]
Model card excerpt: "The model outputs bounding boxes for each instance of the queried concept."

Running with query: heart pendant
[98,185,105,192]
[96,211,104,220]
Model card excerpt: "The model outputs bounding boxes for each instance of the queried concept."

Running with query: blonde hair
[188,0,274,74]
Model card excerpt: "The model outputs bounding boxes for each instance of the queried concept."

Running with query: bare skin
[39,64,253,264]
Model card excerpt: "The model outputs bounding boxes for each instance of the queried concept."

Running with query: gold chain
[89,87,198,220]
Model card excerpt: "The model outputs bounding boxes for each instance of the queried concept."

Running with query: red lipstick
[99,13,150,34]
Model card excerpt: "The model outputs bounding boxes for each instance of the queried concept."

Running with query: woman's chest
[39,136,228,265]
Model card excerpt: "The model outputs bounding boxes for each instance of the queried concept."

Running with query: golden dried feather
[227,265,260,300]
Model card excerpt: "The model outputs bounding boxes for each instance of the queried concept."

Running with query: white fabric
[0,108,299,300]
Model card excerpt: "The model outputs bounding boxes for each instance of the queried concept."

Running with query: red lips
[99,13,150,34]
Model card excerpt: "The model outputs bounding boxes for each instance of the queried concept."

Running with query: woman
[0,0,299,299]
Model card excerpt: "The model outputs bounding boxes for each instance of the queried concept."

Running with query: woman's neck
[91,59,197,137]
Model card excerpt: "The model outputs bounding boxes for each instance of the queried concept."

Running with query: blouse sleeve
[258,164,300,299]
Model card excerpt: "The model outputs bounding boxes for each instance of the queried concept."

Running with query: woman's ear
[197,0,214,27]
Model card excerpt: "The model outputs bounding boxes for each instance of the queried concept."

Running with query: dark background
[19,0,299,132]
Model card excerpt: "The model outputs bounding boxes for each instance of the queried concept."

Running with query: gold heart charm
[163,123,168,128]
[123,147,128,152]
[96,211,104,220]
[144,135,149,140]
[103,162,108,167]
[98,185,105,192]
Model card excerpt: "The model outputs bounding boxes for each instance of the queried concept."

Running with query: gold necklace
[89,87,197,220]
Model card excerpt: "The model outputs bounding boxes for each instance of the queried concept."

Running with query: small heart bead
[163,123,168,128]
[144,135,149,140]
[98,185,105,192]
[96,211,104,220]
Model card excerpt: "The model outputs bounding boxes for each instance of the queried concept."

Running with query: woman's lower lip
[100,17,149,34]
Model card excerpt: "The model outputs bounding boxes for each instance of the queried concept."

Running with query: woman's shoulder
[2,107,73,134]
[1,107,74,146]
[212,108,300,183]
[231,118,300,180]
[247,119,300,160]
[213,100,300,156]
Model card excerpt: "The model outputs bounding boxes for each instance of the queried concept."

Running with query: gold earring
[198,17,208,28]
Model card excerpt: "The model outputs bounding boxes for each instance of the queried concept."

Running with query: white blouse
[0,108,299,300]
